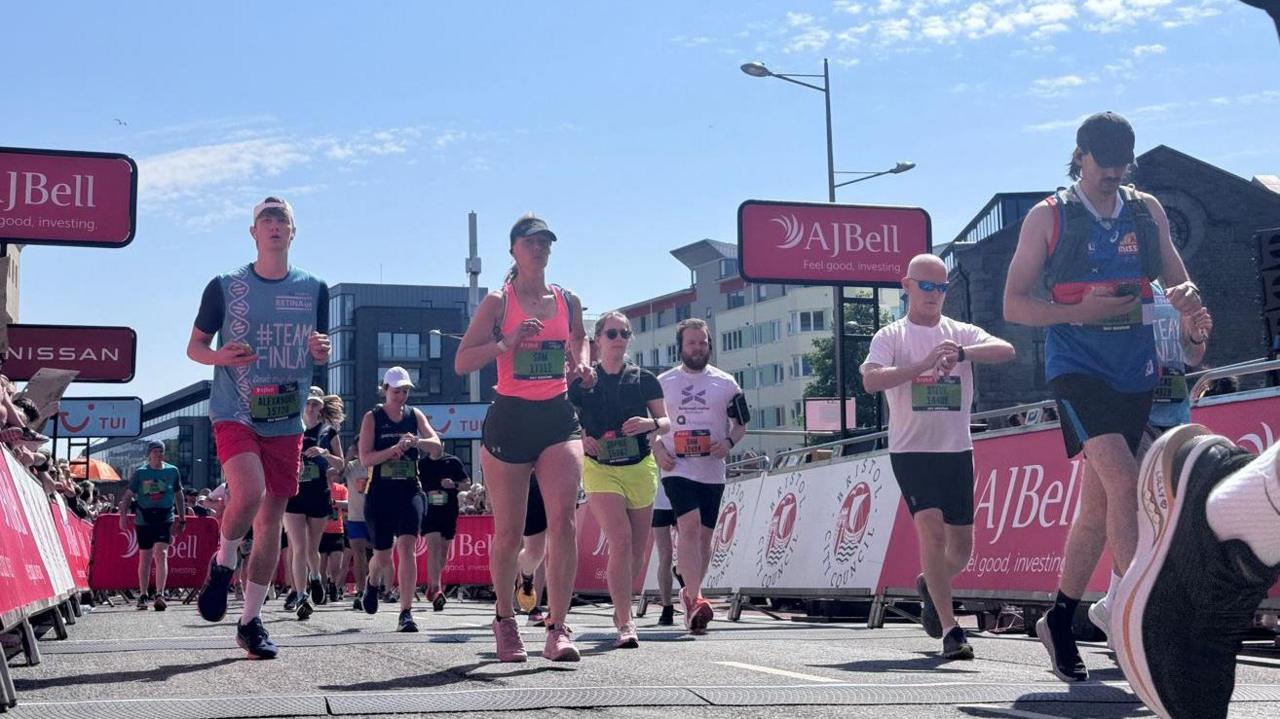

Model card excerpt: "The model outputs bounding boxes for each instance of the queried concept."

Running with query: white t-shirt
[344,461,368,521]
[861,315,992,453]
[657,364,743,485]
[653,481,672,511]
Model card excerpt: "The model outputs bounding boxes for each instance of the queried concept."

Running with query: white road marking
[957,706,1083,719]
[714,661,842,683]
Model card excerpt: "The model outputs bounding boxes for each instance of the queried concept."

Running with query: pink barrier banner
[392,515,495,586]
[89,515,219,591]
[573,502,651,594]
[50,497,93,592]
[877,427,1113,596]
[0,455,56,621]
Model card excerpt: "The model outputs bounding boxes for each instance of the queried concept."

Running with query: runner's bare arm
[567,290,594,388]
[186,327,258,367]
[861,343,953,393]
[1141,194,1201,314]
[412,409,444,459]
[1004,204,1086,327]
[454,292,508,375]
[960,337,1016,364]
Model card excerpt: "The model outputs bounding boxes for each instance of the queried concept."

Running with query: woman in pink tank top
[455,214,593,663]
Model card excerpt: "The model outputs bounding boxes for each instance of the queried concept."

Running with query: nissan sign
[4,325,137,382]
[0,147,138,248]
[44,397,143,438]
[738,200,931,287]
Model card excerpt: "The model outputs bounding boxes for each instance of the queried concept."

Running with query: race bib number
[251,382,302,422]
[427,490,449,506]
[912,375,962,412]
[599,435,641,464]
[1087,281,1150,332]
[380,459,417,481]
[513,341,566,380]
[673,429,712,457]
[1154,370,1188,404]
[299,462,323,482]
[329,503,342,521]
[142,480,166,502]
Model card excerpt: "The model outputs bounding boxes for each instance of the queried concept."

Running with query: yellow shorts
[583,454,658,510]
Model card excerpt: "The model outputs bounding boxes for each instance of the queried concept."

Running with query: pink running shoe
[491,616,527,663]
[543,624,581,662]
[614,622,639,649]
[690,598,714,635]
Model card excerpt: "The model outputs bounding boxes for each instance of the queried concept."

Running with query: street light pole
[465,212,483,481]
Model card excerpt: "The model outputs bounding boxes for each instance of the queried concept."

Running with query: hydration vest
[1042,185,1162,293]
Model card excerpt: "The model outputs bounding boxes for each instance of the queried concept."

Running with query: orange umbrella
[68,458,122,482]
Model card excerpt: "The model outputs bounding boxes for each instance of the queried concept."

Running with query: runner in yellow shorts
[568,311,668,648]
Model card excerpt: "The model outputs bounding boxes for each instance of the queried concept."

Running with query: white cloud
[1133,43,1167,56]
[787,27,832,52]
[1029,73,1092,97]
[835,1,866,15]
[139,138,310,205]
[787,12,815,26]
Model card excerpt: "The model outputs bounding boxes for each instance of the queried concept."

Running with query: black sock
[1050,591,1079,626]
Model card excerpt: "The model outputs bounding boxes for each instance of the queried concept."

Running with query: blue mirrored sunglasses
[912,279,949,293]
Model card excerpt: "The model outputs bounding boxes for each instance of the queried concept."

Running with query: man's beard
[682,351,709,371]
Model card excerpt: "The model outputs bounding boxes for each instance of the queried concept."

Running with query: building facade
[92,381,217,491]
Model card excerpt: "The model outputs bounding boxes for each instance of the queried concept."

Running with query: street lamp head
[740,62,773,78]
[428,329,442,337]
[892,161,916,174]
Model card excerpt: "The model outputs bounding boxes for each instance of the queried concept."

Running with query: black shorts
[524,476,547,537]
[135,521,172,550]
[422,496,460,540]
[1051,374,1153,459]
[482,393,581,465]
[651,508,677,528]
[364,482,425,551]
[286,481,331,518]
[661,476,725,530]
[319,532,345,555]
[889,451,976,526]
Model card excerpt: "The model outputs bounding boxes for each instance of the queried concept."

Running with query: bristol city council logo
[754,473,805,588]
[821,458,885,588]
[704,481,747,587]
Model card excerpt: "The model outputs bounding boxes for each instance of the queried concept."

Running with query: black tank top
[299,422,337,491]
[369,405,420,485]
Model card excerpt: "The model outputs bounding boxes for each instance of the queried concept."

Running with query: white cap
[383,366,415,388]
[252,198,294,224]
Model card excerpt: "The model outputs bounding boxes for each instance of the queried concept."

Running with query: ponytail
[504,264,519,285]
[320,394,345,427]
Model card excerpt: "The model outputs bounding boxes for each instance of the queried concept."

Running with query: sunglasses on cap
[911,279,949,293]
[602,328,633,340]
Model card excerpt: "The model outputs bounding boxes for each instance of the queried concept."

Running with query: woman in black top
[357,367,443,633]
[569,311,668,648]
[283,388,344,620]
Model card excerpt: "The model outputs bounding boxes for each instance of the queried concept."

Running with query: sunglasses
[911,279,949,293]
[602,328,633,340]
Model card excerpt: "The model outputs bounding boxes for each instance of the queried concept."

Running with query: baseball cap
[1076,112,1136,168]
[252,197,294,224]
[509,215,558,245]
[383,366,415,388]
[146,440,165,453]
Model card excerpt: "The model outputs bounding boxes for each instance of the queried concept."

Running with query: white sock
[217,537,242,569]
[239,581,269,624]
[1206,443,1280,567]
[1105,571,1121,608]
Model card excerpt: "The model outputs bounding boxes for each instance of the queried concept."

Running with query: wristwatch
[957,346,967,363]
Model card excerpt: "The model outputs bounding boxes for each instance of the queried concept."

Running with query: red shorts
[213,421,304,498]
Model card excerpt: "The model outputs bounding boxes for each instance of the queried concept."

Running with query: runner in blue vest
[117,440,186,611]
[1004,113,1203,682]
[190,197,330,659]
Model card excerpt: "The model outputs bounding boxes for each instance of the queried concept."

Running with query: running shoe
[942,625,973,660]
[432,591,447,612]
[283,590,299,612]
[543,624,581,661]
[296,595,314,621]
[917,573,943,639]
[657,604,675,627]
[527,606,547,627]
[309,576,325,605]
[327,581,340,604]
[361,583,379,615]
[614,622,639,649]
[492,616,528,662]
[153,595,167,612]
[235,618,279,660]
[197,556,234,622]
[690,598,713,635]
[1087,598,1111,649]
[516,572,537,613]
[398,609,418,633]
[136,594,149,611]
[383,589,399,604]
[1114,431,1275,719]
[1036,611,1087,681]
[352,596,362,611]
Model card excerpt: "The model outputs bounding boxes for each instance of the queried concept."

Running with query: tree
[802,297,897,433]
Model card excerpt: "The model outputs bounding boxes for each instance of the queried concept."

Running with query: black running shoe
[398,609,418,633]
[657,604,675,627]
[916,574,943,639]
[136,594,149,611]
[352,597,362,611]
[197,557,234,622]
[1115,434,1275,719]
[283,590,299,612]
[942,625,973,660]
[309,576,325,605]
[1036,608,1087,681]
[235,617,279,659]
[153,595,167,612]
[327,581,339,604]
[296,595,314,621]
[362,583,379,615]
[432,591,447,612]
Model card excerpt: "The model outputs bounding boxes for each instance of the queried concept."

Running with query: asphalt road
[6,591,1279,719]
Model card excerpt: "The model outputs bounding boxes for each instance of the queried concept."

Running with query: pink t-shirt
[861,315,992,453]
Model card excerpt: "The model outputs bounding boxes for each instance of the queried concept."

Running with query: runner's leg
[915,509,958,630]
[589,492,634,627]
[654,527,674,608]
[394,533,417,612]
[484,447,536,620]
[425,532,446,593]
[533,440,584,629]
[1086,434,1141,572]
[154,542,170,596]
[283,513,309,596]
[138,548,152,598]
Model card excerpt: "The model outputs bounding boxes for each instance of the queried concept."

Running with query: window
[726,290,745,310]
[755,284,772,302]
[791,355,813,378]
[666,344,679,364]
[329,365,354,395]
[675,304,692,322]
[792,310,826,333]
[650,348,659,367]
[791,400,804,424]
[758,363,784,387]
[720,329,745,352]
[427,367,443,395]
[719,258,739,278]
[635,352,645,366]
[329,294,354,328]
[429,332,442,359]
[378,332,421,359]
[753,320,780,345]
[732,369,756,390]
[637,315,648,333]
[330,330,351,363]
[656,310,669,328]
[376,366,420,386]
[763,406,785,429]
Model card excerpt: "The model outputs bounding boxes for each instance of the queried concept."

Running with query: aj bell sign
[0,147,138,247]
[738,200,931,287]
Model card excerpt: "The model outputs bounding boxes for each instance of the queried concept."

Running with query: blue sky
[4,1,1278,408]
